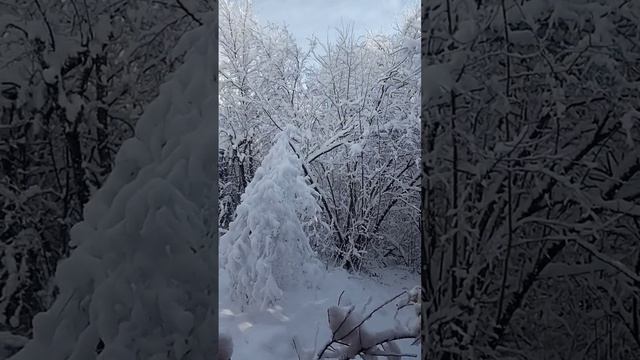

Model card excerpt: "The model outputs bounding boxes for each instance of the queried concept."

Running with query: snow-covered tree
[7,10,218,359]
[218,0,421,273]
[0,0,209,340]
[221,130,322,310]
[304,14,421,271]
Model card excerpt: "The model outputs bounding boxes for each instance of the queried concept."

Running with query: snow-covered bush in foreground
[295,286,421,360]
[221,130,323,310]
[8,15,218,360]
[218,286,421,360]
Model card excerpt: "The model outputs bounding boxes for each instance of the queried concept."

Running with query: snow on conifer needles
[221,130,323,311]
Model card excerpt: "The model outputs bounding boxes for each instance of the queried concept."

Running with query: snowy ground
[219,266,420,359]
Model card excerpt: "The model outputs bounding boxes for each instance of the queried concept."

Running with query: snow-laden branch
[292,286,423,360]
[573,238,640,285]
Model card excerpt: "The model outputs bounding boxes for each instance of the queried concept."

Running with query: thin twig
[175,0,203,26]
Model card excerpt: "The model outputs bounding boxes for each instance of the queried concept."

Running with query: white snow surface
[9,17,218,360]
[219,266,420,360]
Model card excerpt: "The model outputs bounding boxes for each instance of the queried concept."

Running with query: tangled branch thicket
[424,0,640,359]
[218,0,421,274]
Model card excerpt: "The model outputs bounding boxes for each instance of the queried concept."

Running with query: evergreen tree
[221,130,322,310]
[8,13,218,360]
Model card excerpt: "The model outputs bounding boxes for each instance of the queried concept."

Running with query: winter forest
[218,0,421,358]
[0,0,421,359]
[424,0,640,359]
[1,0,639,359]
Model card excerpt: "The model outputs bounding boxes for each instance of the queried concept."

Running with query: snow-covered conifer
[221,130,322,310]
[8,13,218,360]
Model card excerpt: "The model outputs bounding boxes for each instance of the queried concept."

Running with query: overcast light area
[253,0,418,46]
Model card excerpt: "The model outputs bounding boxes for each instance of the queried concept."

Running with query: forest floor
[219,265,420,360]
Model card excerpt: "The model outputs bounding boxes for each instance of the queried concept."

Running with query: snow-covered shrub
[221,130,323,310]
[299,287,421,360]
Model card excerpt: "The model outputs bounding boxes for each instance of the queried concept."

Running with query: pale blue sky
[253,0,417,46]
